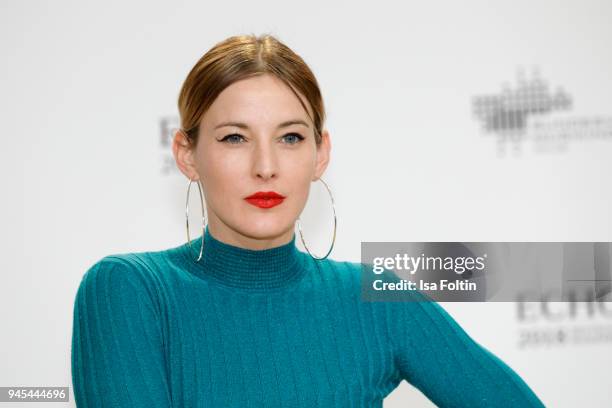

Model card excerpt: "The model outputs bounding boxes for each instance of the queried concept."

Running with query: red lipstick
[244,191,286,209]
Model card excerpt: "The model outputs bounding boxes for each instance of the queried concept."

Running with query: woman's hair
[177,33,326,148]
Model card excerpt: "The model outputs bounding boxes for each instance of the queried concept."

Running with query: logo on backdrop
[516,290,612,349]
[159,115,180,175]
[471,67,612,156]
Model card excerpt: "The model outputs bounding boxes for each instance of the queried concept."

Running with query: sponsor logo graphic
[516,290,612,349]
[159,115,180,175]
[472,67,612,155]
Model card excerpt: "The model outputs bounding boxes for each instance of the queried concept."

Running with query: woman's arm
[71,256,173,407]
[390,289,546,407]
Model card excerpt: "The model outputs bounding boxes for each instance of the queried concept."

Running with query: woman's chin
[236,219,295,240]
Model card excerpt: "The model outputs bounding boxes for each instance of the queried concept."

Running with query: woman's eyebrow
[214,119,310,130]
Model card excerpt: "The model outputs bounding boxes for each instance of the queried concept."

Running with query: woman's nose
[252,142,278,180]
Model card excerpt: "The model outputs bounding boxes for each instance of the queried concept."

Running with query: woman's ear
[313,128,331,181]
[172,129,200,180]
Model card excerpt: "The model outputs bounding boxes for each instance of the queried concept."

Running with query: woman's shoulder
[85,250,154,276]
[308,256,382,291]
[77,249,171,301]
[309,256,362,276]
[314,257,403,283]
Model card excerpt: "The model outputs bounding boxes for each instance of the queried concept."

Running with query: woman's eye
[281,133,305,144]
[220,134,245,144]
[219,133,304,145]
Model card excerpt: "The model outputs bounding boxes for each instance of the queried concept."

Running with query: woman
[71,34,545,407]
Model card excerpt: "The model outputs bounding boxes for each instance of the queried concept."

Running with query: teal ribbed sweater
[71,227,545,407]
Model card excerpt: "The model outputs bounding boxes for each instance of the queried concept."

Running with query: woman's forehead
[204,77,313,128]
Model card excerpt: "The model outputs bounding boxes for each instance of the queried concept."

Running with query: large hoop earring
[296,177,337,260]
[186,178,207,262]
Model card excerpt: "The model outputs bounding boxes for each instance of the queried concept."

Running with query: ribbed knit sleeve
[390,289,545,407]
[71,256,172,408]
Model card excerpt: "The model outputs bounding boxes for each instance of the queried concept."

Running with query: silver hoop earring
[296,177,337,260]
[185,178,207,262]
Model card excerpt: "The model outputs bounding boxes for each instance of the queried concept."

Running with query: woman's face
[173,73,330,249]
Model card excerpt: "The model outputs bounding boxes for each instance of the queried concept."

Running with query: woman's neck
[177,225,307,292]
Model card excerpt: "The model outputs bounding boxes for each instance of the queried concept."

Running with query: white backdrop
[2,0,611,406]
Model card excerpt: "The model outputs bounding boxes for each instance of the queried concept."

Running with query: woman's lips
[244,191,286,209]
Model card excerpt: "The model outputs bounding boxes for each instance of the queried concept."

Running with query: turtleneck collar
[175,225,307,292]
